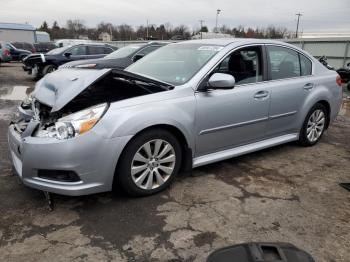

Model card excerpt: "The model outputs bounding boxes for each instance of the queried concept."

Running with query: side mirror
[133,54,144,62]
[208,73,235,90]
[64,52,71,58]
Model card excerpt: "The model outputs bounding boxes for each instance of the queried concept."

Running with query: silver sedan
[8,39,343,196]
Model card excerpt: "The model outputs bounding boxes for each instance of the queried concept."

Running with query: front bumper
[8,124,132,196]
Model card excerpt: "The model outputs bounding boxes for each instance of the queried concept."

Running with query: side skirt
[193,133,299,168]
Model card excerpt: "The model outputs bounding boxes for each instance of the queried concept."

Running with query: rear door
[265,45,314,137]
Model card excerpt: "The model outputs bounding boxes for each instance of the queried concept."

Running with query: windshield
[46,46,70,55]
[104,45,144,59]
[126,43,223,85]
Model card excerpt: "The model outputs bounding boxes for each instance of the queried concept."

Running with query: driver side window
[68,46,86,56]
[215,46,263,85]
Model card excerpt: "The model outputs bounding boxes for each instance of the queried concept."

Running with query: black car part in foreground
[207,242,315,262]
[22,43,117,79]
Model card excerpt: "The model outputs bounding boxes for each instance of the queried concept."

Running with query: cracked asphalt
[0,63,349,262]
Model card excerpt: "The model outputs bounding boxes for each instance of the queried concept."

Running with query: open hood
[32,68,111,112]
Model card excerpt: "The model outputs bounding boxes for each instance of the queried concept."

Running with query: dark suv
[60,42,167,70]
[22,43,117,79]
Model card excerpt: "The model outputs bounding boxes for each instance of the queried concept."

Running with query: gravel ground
[0,63,349,262]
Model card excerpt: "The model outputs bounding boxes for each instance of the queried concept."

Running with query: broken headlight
[36,103,108,140]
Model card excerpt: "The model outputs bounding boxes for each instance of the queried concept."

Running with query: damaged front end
[8,68,173,195]
[14,68,173,140]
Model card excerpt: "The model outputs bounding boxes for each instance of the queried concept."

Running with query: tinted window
[88,46,105,55]
[69,46,86,56]
[215,46,263,85]
[299,53,312,76]
[267,46,305,80]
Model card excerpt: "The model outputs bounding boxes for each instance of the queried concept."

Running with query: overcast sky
[0,0,349,32]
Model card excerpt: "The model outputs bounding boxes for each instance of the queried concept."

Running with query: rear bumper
[8,124,132,196]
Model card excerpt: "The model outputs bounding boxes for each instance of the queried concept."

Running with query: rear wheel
[116,129,182,196]
[299,103,328,146]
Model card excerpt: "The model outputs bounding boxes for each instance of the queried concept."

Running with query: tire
[299,103,328,146]
[42,64,56,75]
[116,129,182,196]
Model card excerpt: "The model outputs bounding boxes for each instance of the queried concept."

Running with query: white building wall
[0,29,36,43]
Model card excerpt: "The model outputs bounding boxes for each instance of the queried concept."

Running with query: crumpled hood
[32,68,111,112]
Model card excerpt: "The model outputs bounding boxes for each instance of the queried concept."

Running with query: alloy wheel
[306,109,325,142]
[131,139,176,190]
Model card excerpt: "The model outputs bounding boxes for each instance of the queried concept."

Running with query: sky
[0,0,349,32]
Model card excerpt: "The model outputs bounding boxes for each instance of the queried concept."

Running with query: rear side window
[88,46,105,55]
[299,53,312,76]
[267,46,312,80]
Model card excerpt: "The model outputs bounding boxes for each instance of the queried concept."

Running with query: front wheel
[116,129,182,196]
[299,103,328,146]
[42,64,56,76]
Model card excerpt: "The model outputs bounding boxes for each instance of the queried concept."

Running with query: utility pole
[215,9,221,33]
[295,13,302,38]
[146,19,149,39]
[109,25,113,41]
[199,19,205,39]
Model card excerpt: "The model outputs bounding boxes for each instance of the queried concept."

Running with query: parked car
[5,42,32,61]
[8,39,342,197]
[0,42,12,63]
[11,42,36,53]
[60,42,167,70]
[34,42,57,53]
[22,43,117,79]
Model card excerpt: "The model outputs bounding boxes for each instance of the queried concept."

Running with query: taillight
[32,48,36,53]
[4,49,10,56]
[336,75,342,87]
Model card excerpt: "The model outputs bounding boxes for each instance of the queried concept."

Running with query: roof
[0,22,35,31]
[178,38,295,47]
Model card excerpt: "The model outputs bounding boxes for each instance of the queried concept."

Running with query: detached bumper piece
[207,242,314,262]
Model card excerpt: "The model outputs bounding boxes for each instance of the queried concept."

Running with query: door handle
[254,90,269,99]
[303,83,314,90]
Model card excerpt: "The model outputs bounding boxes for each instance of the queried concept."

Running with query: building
[301,31,350,39]
[0,23,36,43]
[35,31,50,42]
[99,32,112,42]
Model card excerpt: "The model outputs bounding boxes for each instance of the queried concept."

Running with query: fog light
[37,170,81,182]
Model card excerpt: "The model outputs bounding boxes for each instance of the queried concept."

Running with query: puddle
[0,86,30,101]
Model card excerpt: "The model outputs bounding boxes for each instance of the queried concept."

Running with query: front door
[195,45,270,156]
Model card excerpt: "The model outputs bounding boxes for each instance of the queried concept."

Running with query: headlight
[36,103,108,140]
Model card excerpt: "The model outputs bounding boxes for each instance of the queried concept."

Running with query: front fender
[98,96,196,150]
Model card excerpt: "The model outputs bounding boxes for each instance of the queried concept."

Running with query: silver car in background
[8,39,343,196]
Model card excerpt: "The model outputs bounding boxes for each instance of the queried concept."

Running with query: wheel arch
[112,124,193,190]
